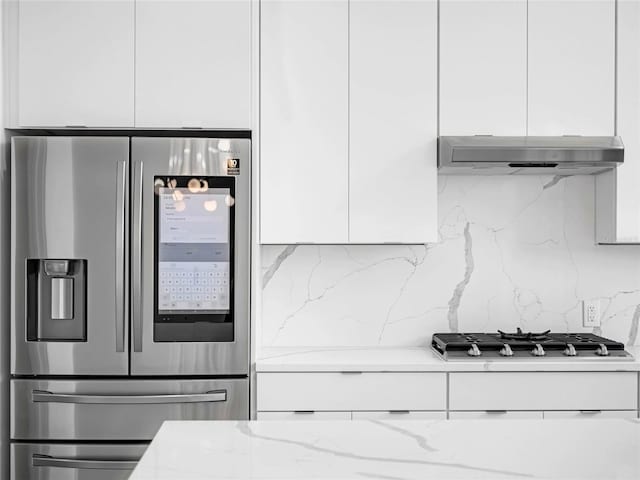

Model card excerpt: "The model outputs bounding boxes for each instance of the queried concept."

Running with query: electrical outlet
[583,300,601,327]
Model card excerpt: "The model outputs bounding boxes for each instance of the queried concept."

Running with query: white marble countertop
[256,346,640,372]
[130,419,640,479]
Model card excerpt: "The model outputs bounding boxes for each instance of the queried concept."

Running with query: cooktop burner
[432,330,633,361]
[498,328,551,341]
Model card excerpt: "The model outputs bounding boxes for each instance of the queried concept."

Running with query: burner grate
[498,328,551,342]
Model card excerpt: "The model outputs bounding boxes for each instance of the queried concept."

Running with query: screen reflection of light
[218,140,231,152]
[174,200,186,212]
[204,199,218,212]
[225,195,235,207]
[154,179,165,188]
[172,190,184,201]
[188,178,201,193]
[200,179,208,192]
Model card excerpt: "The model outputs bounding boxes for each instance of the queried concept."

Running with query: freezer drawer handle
[32,454,137,470]
[31,389,227,404]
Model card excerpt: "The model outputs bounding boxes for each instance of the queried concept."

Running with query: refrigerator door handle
[31,389,228,404]
[32,454,138,470]
[132,160,143,352]
[115,160,127,353]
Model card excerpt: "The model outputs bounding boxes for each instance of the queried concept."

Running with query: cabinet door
[135,0,251,129]
[257,411,351,421]
[449,411,543,420]
[543,410,637,420]
[258,372,446,412]
[439,0,527,135]
[349,0,437,243]
[449,372,637,411]
[260,0,349,244]
[17,0,134,127]
[351,411,446,421]
[596,0,640,244]
[528,0,615,135]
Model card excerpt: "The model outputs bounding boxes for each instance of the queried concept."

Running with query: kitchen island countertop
[130,419,640,479]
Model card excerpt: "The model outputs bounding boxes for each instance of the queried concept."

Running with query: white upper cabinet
[439,0,527,136]
[528,0,615,135]
[349,0,437,243]
[596,0,640,243]
[260,0,349,244]
[260,0,438,244]
[17,0,134,127]
[135,0,251,129]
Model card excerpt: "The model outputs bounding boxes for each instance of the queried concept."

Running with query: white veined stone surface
[261,175,640,347]
[130,419,640,479]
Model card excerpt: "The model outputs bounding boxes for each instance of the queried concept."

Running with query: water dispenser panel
[26,259,87,341]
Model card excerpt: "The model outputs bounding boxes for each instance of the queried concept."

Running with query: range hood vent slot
[508,162,559,168]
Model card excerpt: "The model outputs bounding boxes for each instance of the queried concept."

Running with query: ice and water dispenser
[26,259,87,341]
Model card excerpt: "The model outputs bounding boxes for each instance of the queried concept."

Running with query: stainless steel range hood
[438,136,624,175]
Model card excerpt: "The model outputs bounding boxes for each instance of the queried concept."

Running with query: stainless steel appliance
[432,329,634,361]
[10,136,251,479]
[438,135,624,174]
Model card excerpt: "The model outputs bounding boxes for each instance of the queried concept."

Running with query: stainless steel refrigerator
[10,136,251,479]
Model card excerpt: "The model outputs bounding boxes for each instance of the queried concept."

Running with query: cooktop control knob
[531,343,546,356]
[596,343,609,356]
[467,343,482,357]
[564,344,577,356]
[499,344,514,357]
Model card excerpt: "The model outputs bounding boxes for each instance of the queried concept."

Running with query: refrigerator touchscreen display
[154,176,235,340]
[158,186,230,312]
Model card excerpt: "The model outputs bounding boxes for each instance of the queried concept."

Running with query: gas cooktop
[432,329,634,361]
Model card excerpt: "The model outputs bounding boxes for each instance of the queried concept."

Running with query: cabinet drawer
[544,410,638,420]
[257,411,351,421]
[352,411,446,421]
[258,372,446,411]
[449,411,543,420]
[449,372,637,411]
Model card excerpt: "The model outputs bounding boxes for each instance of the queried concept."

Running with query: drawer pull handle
[485,410,508,414]
[388,410,410,414]
[33,454,137,470]
[579,410,602,414]
[293,410,315,414]
[340,371,363,375]
[32,390,227,404]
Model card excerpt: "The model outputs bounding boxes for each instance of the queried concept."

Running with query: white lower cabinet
[449,411,543,420]
[257,411,351,421]
[449,372,637,411]
[351,411,446,421]
[257,371,639,421]
[257,411,448,421]
[258,372,446,412]
[543,410,638,420]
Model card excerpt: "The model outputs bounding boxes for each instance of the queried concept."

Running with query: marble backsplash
[260,175,640,348]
